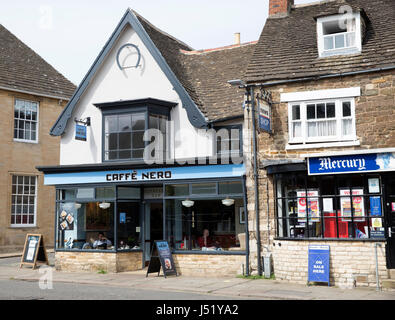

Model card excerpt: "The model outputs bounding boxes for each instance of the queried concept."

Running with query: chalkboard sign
[146,240,177,278]
[20,234,49,269]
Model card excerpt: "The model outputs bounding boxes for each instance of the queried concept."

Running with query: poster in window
[297,190,320,223]
[368,178,380,193]
[340,189,365,222]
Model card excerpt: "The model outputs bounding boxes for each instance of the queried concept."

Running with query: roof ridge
[129,8,195,51]
[180,41,257,55]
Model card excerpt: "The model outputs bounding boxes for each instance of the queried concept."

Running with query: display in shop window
[368,178,380,193]
[339,188,365,222]
[369,196,382,216]
[296,190,320,223]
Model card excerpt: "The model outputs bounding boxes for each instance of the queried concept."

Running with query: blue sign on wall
[370,196,382,216]
[308,152,395,175]
[75,124,87,141]
[308,245,330,285]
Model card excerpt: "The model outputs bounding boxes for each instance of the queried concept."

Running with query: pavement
[0,253,394,300]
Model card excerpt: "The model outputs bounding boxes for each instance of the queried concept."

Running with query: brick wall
[0,89,66,250]
[55,251,142,273]
[244,70,395,278]
[272,240,388,288]
[173,254,246,276]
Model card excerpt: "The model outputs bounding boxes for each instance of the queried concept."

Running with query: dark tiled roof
[180,44,256,122]
[135,12,255,122]
[245,0,395,83]
[0,24,76,99]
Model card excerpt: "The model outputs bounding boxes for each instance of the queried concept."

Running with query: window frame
[10,175,38,228]
[214,124,243,158]
[287,98,356,145]
[13,99,39,144]
[317,13,362,57]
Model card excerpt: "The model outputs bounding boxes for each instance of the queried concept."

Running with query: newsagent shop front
[38,163,249,275]
[268,149,395,287]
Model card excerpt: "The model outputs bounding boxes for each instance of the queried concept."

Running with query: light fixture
[222,198,235,207]
[74,203,82,210]
[99,202,111,209]
[182,199,194,208]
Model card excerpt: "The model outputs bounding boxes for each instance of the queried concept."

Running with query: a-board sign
[308,245,330,286]
[146,240,177,278]
[20,234,49,269]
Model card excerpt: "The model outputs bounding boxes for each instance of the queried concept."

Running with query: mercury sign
[258,99,271,133]
[308,152,395,175]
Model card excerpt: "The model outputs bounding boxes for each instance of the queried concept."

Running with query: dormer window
[317,13,362,57]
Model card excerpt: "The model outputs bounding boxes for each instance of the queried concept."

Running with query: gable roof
[51,9,254,136]
[245,0,395,84]
[0,24,76,99]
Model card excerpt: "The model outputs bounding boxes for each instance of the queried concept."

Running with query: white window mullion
[335,100,342,141]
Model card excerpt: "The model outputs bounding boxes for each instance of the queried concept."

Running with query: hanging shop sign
[258,99,271,133]
[308,245,330,286]
[296,190,320,223]
[308,152,395,175]
[146,240,177,278]
[75,124,87,141]
[340,188,365,222]
[44,163,245,186]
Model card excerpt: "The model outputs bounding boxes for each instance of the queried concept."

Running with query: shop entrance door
[144,201,163,265]
[384,174,395,268]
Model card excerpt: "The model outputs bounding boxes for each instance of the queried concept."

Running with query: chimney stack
[234,32,241,45]
[269,0,294,17]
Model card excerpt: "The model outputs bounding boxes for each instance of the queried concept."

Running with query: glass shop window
[275,173,385,240]
[165,199,245,252]
[56,202,115,250]
[117,202,142,250]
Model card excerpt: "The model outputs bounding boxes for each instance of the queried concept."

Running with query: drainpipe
[250,86,262,276]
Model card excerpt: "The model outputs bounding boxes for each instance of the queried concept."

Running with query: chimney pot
[234,32,241,45]
[269,0,294,17]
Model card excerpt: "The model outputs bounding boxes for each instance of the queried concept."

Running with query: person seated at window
[197,229,219,249]
[92,232,112,249]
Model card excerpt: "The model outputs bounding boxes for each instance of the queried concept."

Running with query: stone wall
[272,240,388,289]
[0,88,66,249]
[55,251,142,273]
[244,70,395,277]
[173,254,246,276]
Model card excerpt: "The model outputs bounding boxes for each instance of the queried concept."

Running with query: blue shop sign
[75,124,87,141]
[308,245,330,285]
[308,152,395,175]
[43,163,245,186]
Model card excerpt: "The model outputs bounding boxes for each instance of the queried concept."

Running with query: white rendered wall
[60,24,212,165]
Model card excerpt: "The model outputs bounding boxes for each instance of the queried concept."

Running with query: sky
[0,0,314,85]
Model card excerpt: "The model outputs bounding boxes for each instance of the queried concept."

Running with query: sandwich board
[146,240,177,278]
[20,234,49,269]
